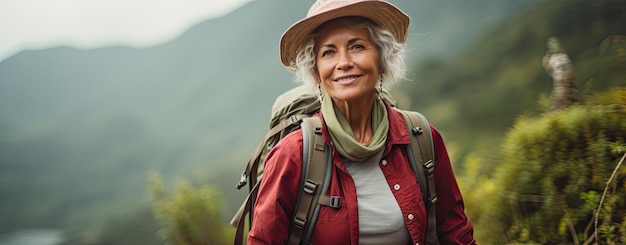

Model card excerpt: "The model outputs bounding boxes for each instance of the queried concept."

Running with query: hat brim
[280,0,409,67]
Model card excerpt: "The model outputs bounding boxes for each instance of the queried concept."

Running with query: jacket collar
[383,102,411,155]
[316,100,411,153]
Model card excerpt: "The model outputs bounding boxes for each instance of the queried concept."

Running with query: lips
[333,75,361,82]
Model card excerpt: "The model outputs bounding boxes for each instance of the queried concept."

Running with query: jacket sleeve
[431,125,477,245]
[247,131,303,244]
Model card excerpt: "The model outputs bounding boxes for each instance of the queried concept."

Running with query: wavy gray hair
[288,17,407,92]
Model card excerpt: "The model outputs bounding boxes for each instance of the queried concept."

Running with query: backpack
[231,85,439,245]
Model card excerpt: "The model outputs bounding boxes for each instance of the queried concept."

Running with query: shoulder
[277,128,304,148]
[427,123,445,148]
[265,128,304,167]
[394,108,443,140]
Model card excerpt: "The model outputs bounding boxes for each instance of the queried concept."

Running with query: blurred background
[1,0,625,244]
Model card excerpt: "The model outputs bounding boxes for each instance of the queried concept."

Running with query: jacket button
[381,160,388,166]
[408,214,414,220]
[394,184,400,190]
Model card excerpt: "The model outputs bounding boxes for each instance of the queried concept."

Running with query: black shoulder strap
[400,110,439,245]
[287,117,336,245]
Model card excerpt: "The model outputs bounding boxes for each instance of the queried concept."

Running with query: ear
[313,66,321,82]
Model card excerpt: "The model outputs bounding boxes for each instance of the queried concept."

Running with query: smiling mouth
[333,75,361,82]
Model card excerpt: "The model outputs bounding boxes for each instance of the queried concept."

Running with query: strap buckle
[290,115,303,126]
[303,179,318,194]
[424,160,434,176]
[412,125,424,135]
[429,196,438,206]
[236,172,247,189]
[293,217,306,230]
[329,196,342,208]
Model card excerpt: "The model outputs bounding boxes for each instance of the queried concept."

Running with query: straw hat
[279,0,410,67]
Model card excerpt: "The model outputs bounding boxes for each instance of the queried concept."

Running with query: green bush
[470,88,626,244]
[149,171,231,245]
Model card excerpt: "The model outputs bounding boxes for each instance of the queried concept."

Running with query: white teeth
[335,76,358,82]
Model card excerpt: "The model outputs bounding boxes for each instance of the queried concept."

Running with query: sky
[0,0,253,62]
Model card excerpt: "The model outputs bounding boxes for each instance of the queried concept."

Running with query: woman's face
[314,20,381,104]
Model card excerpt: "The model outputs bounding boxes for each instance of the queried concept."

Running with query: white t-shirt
[342,149,411,245]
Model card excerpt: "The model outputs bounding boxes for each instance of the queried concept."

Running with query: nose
[336,49,354,71]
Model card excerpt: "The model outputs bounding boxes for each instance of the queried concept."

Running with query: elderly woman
[248,0,475,244]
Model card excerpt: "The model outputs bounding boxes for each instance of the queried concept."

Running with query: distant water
[0,229,63,245]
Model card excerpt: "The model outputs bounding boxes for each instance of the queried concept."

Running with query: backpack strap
[231,114,309,245]
[287,117,334,245]
[232,181,260,245]
[236,114,309,190]
[399,110,439,245]
[233,111,436,245]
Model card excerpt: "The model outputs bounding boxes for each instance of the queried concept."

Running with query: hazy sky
[0,0,253,62]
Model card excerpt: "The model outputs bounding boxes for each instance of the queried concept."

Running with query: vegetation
[1,0,625,244]
[402,0,626,165]
[461,88,626,244]
[398,1,626,243]
[149,171,231,245]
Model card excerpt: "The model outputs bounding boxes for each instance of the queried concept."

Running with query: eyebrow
[319,37,367,49]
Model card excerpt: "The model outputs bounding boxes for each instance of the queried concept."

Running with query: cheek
[364,56,381,72]
[316,62,333,80]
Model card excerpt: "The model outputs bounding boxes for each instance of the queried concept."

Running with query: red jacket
[248,103,476,245]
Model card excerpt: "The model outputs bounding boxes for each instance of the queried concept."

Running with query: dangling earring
[318,83,323,101]
[378,74,384,100]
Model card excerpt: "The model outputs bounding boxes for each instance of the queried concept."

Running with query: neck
[332,95,375,145]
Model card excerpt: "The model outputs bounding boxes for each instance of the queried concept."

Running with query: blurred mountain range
[3,0,625,244]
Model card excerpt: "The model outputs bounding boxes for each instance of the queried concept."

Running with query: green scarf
[321,92,389,162]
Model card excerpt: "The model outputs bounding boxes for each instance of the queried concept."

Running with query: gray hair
[288,17,407,92]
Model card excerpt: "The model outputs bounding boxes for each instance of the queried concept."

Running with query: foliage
[466,88,626,244]
[401,0,626,165]
[149,171,231,245]
[0,0,623,244]
[408,2,626,241]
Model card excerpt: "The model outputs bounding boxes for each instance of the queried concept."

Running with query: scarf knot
[321,92,389,162]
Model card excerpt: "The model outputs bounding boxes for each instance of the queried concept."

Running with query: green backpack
[231,85,439,245]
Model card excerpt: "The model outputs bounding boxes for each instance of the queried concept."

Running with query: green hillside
[401,0,626,167]
[398,0,626,242]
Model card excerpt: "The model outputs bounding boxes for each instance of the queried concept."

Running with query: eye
[320,49,335,57]
[350,44,366,50]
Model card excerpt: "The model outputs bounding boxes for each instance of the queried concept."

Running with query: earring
[378,74,384,100]
[318,83,323,101]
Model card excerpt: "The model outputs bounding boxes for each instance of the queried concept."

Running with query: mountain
[403,0,626,163]
[0,0,541,243]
